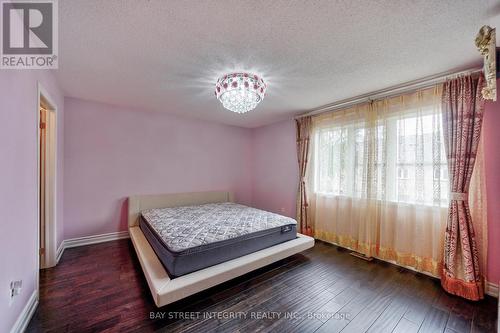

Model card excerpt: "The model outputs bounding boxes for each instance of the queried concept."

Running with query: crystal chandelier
[215,72,267,113]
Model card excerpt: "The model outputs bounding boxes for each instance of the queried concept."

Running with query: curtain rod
[295,67,482,119]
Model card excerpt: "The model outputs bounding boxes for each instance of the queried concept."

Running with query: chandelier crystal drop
[215,72,267,113]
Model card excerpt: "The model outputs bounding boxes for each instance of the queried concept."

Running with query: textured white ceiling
[56,0,500,128]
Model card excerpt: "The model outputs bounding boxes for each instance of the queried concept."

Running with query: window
[398,167,409,180]
[310,87,450,278]
[313,108,449,206]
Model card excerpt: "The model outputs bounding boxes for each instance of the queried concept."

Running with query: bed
[128,191,314,307]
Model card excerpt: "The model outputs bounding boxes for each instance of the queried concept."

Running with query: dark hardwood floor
[27,239,497,333]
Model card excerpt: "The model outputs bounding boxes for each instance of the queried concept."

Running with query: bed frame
[128,191,315,307]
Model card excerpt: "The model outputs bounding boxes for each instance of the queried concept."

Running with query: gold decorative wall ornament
[475,25,496,101]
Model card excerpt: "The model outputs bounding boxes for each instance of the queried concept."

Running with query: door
[39,107,47,267]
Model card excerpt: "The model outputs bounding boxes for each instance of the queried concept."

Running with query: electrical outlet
[10,280,22,298]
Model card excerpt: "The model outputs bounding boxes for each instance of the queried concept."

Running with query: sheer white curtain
[309,87,449,276]
[469,131,488,285]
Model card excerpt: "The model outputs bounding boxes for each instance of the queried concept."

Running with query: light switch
[10,280,22,298]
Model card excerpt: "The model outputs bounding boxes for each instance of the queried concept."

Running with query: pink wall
[251,120,298,218]
[63,97,253,239]
[0,71,64,333]
[483,82,500,285]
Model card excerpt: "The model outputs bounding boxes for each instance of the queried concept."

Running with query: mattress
[139,202,297,277]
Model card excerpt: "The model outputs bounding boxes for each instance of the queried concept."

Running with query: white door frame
[36,82,58,279]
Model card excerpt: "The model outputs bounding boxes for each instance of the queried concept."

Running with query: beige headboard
[128,191,234,227]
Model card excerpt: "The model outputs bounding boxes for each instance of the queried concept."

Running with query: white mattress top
[141,202,296,253]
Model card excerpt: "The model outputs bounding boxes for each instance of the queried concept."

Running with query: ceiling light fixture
[215,72,267,114]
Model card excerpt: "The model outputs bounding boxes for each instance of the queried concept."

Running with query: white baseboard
[485,280,499,298]
[56,241,64,264]
[10,290,38,333]
[56,231,130,263]
[64,231,130,249]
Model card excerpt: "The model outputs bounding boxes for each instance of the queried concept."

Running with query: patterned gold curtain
[441,74,486,300]
[296,116,312,235]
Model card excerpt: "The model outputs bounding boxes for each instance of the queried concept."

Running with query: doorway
[38,84,57,269]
